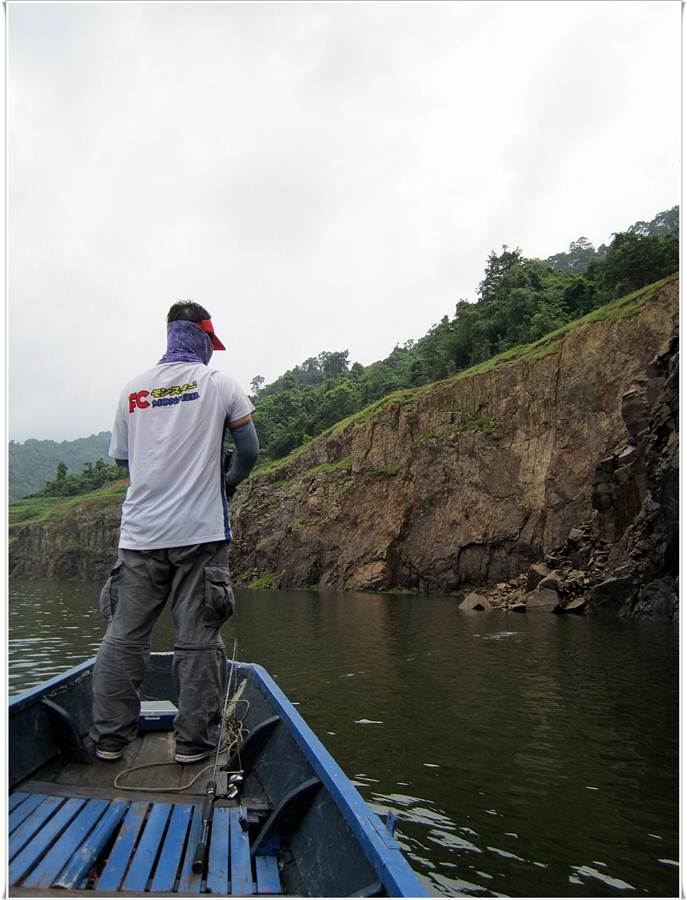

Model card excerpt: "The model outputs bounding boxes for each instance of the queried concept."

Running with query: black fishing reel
[226,772,244,800]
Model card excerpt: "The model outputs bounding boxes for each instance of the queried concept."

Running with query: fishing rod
[192,638,239,875]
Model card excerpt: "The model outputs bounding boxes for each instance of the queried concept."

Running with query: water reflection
[8,581,679,897]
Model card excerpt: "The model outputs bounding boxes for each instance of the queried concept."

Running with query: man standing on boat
[90,301,259,764]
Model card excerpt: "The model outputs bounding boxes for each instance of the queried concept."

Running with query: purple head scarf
[158,320,213,366]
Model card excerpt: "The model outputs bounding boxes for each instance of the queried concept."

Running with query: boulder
[525,588,561,612]
[538,572,561,592]
[589,575,635,608]
[567,527,587,546]
[562,569,586,588]
[629,578,678,619]
[562,597,587,614]
[459,592,493,611]
[527,562,550,591]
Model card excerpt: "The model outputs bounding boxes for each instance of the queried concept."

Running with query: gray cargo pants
[89,541,234,756]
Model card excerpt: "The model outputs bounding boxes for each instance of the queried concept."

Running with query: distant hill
[9,432,112,500]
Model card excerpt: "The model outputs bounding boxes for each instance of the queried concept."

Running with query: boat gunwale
[247,661,427,898]
[9,658,95,712]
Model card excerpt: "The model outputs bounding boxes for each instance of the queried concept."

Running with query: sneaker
[95,741,125,761]
[174,748,214,765]
[175,728,227,765]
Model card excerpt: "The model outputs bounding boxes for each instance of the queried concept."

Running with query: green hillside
[9,432,112,501]
[9,205,678,500]
[10,272,676,530]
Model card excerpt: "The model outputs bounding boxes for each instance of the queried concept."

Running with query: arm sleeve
[226,419,260,489]
[109,391,129,460]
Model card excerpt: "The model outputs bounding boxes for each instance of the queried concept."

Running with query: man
[90,301,260,764]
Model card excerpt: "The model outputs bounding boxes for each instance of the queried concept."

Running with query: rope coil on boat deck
[112,696,249,793]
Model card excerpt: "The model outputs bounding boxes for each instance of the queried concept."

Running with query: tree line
[30,458,129,498]
[250,206,678,461]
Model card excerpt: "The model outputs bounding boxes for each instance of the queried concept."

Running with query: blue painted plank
[9,797,86,886]
[9,794,47,834]
[122,801,172,892]
[55,800,129,889]
[9,796,67,860]
[206,806,230,895]
[9,792,29,812]
[150,803,193,893]
[230,806,254,895]
[177,804,204,894]
[24,798,109,888]
[96,801,149,893]
[255,855,282,894]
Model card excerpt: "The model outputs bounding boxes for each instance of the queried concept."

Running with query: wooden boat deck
[9,731,281,896]
[10,656,427,897]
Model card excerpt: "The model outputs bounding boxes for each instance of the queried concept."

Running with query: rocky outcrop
[227,276,677,612]
[9,494,122,580]
[543,329,678,618]
[467,324,678,619]
[9,277,678,620]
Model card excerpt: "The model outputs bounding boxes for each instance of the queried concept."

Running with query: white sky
[7,0,680,443]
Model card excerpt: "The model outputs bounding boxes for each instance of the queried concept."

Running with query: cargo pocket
[99,560,124,620]
[203,566,235,627]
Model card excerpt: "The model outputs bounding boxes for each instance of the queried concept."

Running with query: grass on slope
[9,480,128,537]
[251,274,676,482]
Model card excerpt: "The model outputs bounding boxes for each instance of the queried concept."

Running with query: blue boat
[8,652,427,897]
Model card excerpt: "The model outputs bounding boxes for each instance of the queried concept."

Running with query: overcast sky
[8,1,680,443]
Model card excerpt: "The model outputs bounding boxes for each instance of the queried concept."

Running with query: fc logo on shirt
[129,391,150,413]
[129,382,200,413]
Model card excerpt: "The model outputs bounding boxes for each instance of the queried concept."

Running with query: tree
[250,375,266,396]
[589,231,679,298]
[478,246,524,304]
[318,350,350,380]
[56,461,68,481]
[547,237,598,275]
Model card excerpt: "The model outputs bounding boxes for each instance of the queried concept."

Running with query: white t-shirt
[109,362,254,550]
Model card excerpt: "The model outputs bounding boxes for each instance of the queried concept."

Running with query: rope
[113,699,249,793]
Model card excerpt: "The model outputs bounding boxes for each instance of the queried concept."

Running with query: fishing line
[192,638,242,873]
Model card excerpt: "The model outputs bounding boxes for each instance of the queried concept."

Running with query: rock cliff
[9,276,678,617]
[9,492,123,581]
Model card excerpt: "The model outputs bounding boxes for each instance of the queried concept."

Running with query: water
[9,581,679,897]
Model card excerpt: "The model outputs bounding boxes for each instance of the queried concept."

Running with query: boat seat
[8,789,282,894]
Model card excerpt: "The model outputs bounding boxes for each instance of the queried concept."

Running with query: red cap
[197,319,226,351]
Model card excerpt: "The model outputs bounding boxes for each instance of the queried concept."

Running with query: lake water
[9,580,679,897]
